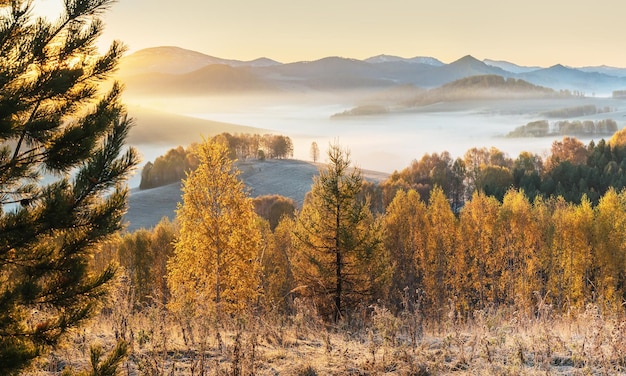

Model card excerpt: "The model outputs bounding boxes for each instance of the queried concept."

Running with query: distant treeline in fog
[362,129,626,212]
[333,75,570,118]
[541,104,613,118]
[142,129,626,212]
[507,118,618,138]
[139,133,293,189]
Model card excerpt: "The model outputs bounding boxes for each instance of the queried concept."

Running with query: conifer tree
[383,189,428,309]
[424,187,456,324]
[456,191,500,312]
[293,144,386,322]
[495,190,541,312]
[167,139,261,324]
[593,188,626,308]
[0,0,137,373]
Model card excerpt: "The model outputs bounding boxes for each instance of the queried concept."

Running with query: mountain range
[117,46,626,96]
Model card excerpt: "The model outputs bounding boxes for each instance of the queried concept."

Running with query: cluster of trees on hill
[100,139,626,339]
[139,132,294,189]
[369,131,626,212]
[405,75,563,107]
[542,104,612,118]
[507,119,618,138]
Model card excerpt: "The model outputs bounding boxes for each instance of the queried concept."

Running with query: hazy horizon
[33,0,626,68]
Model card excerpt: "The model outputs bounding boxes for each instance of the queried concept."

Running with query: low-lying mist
[124,92,626,188]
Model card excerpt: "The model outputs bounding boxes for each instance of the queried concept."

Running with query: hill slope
[123,159,388,232]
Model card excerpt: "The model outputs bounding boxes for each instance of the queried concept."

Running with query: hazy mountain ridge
[118,46,626,95]
[118,46,280,76]
[483,59,542,74]
[364,54,444,66]
[333,75,561,117]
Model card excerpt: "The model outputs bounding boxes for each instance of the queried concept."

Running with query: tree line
[4,1,626,371]
[507,119,617,138]
[102,138,626,333]
[370,131,626,213]
[139,132,294,189]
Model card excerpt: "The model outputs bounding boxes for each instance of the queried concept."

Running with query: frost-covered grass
[27,294,626,375]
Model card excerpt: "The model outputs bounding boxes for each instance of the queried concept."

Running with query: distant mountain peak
[365,54,405,63]
[550,63,568,70]
[452,55,482,64]
[364,54,443,66]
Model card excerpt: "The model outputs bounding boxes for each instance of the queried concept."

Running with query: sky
[34,0,626,67]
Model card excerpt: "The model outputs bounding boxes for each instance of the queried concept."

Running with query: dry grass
[25,294,626,376]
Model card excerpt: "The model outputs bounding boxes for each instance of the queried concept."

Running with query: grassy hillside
[123,159,388,232]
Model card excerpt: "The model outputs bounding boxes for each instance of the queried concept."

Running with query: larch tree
[496,190,541,313]
[293,143,386,322]
[383,189,428,309]
[0,0,137,373]
[260,216,295,314]
[424,187,456,325]
[593,188,626,308]
[456,191,500,312]
[167,139,261,326]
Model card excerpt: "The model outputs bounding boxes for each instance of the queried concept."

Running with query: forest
[3,1,626,374]
[83,136,626,374]
[114,133,626,319]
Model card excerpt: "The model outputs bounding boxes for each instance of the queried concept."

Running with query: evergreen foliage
[0,0,137,373]
[293,144,387,322]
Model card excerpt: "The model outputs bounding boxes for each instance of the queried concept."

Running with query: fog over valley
[119,47,626,188]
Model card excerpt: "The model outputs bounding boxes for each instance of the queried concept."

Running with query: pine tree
[293,144,386,322]
[0,0,137,373]
[167,139,261,324]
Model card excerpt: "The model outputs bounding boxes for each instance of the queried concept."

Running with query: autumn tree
[548,197,593,309]
[310,141,320,163]
[116,229,154,306]
[495,190,543,313]
[423,187,456,324]
[383,189,428,309]
[167,139,261,326]
[0,0,137,373]
[593,188,626,308]
[456,191,500,312]
[252,194,295,231]
[260,216,296,314]
[544,137,588,172]
[108,217,177,306]
[293,144,386,321]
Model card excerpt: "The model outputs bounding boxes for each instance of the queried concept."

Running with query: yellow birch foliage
[548,197,593,309]
[167,139,261,320]
[383,189,428,308]
[456,191,501,313]
[261,216,296,313]
[424,187,457,322]
[495,189,541,312]
[594,188,626,308]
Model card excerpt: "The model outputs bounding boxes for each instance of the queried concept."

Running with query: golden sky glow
[34,0,626,67]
